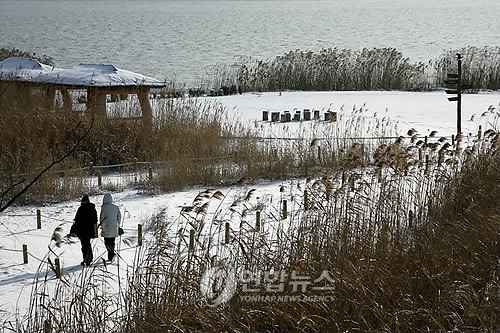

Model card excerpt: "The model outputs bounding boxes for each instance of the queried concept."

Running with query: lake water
[1,0,499,86]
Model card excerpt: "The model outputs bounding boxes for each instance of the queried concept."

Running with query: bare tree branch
[0,178,26,207]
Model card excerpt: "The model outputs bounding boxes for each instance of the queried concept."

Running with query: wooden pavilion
[0,57,166,128]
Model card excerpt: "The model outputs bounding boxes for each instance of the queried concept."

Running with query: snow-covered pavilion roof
[0,57,165,88]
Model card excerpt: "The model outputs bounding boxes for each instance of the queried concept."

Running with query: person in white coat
[100,193,121,262]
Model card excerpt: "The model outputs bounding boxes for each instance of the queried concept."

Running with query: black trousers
[104,237,116,261]
[80,237,93,265]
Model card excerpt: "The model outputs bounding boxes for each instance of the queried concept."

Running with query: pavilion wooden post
[86,87,95,116]
[95,90,107,118]
[61,88,73,112]
[45,86,56,109]
[138,88,153,129]
[87,87,106,119]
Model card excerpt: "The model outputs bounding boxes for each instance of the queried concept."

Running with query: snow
[0,57,165,87]
[203,90,500,138]
[0,57,55,81]
[1,90,499,327]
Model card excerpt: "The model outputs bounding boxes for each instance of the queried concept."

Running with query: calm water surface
[1,0,499,86]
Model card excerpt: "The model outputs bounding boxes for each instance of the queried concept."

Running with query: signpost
[444,53,463,134]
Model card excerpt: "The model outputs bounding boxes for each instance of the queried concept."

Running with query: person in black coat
[72,194,98,266]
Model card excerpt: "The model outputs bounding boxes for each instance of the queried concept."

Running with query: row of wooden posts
[262,109,338,122]
[26,182,414,262]
[22,210,143,267]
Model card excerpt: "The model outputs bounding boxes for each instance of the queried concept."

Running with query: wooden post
[330,111,337,122]
[452,134,455,146]
[304,109,312,121]
[271,112,280,122]
[457,53,462,135]
[61,88,73,112]
[425,155,430,174]
[23,245,28,264]
[262,110,269,121]
[313,109,319,120]
[424,136,428,148]
[138,224,143,246]
[95,91,107,119]
[418,148,422,162]
[376,167,382,183]
[282,200,288,220]
[55,258,61,279]
[225,223,230,244]
[148,164,153,182]
[304,190,309,211]
[43,320,52,333]
[138,88,153,129]
[87,88,107,119]
[189,229,195,251]
[37,209,41,229]
[87,87,106,119]
[45,86,56,110]
[478,125,482,140]
[97,170,102,187]
[256,211,261,231]
[133,158,138,183]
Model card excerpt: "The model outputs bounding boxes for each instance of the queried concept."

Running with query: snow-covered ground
[204,90,500,137]
[1,90,499,327]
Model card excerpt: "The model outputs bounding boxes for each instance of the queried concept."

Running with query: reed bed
[432,46,500,91]
[121,123,499,332]
[206,46,500,93]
